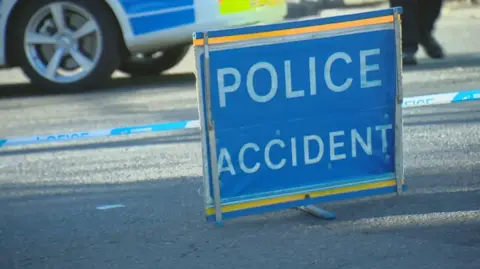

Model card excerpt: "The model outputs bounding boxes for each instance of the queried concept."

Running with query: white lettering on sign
[239,142,260,174]
[309,57,317,96]
[351,127,372,157]
[217,67,241,108]
[324,52,353,93]
[360,48,382,88]
[247,62,278,103]
[375,124,393,153]
[304,135,324,165]
[329,130,347,161]
[285,60,305,99]
[218,148,236,175]
[291,137,298,167]
[265,139,286,170]
[216,124,393,177]
[216,48,383,108]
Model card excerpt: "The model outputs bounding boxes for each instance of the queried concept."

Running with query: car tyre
[118,45,190,77]
[11,0,122,92]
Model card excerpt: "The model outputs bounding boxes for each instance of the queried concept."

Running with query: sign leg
[203,31,224,226]
[393,7,405,195]
[298,205,336,220]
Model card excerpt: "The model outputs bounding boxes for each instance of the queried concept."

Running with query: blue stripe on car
[120,0,194,15]
[129,8,195,35]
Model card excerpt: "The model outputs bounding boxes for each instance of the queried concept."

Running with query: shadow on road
[404,52,480,72]
[402,102,480,126]
[0,72,196,100]
[319,166,480,248]
[0,160,479,269]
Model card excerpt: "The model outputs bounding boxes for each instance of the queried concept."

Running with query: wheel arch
[5,0,131,67]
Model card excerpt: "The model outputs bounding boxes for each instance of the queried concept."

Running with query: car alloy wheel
[23,2,102,84]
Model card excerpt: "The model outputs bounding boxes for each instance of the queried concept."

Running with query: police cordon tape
[0,89,479,149]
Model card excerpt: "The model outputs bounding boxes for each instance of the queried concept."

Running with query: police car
[0,0,287,91]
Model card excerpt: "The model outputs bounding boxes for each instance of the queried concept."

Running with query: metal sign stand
[393,8,405,195]
[298,205,336,220]
[203,32,224,226]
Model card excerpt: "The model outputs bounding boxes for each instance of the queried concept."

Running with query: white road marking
[96,204,126,210]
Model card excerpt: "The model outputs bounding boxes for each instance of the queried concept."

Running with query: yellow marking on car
[219,0,284,15]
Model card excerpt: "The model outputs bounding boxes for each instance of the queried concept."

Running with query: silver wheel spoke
[25,2,102,83]
[69,49,93,70]
[50,3,67,33]
[26,32,58,45]
[45,48,65,79]
[72,20,96,40]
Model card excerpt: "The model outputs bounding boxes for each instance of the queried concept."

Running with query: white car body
[0,0,288,67]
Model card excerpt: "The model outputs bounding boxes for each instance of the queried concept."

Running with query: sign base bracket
[298,205,336,220]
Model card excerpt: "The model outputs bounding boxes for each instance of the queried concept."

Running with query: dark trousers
[389,0,443,54]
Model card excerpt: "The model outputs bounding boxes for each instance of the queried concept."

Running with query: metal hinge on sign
[208,120,215,131]
[397,95,403,104]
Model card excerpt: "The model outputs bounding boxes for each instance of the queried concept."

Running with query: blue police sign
[193,8,405,224]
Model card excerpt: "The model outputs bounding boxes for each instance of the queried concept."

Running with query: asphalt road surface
[1,4,480,269]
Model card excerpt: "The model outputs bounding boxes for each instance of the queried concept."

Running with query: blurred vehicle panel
[0,0,287,91]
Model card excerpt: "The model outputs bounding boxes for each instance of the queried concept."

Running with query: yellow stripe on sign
[219,0,283,15]
[193,14,400,46]
[205,179,405,215]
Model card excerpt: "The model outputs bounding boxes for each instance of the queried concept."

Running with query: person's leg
[418,0,445,58]
[389,0,420,65]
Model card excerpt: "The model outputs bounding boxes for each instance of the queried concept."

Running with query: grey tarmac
[0,4,479,269]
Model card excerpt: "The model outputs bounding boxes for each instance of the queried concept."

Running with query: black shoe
[402,52,417,66]
[420,36,445,59]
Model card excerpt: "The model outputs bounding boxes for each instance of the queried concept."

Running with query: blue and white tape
[0,89,479,149]
[402,89,480,108]
[0,120,199,149]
